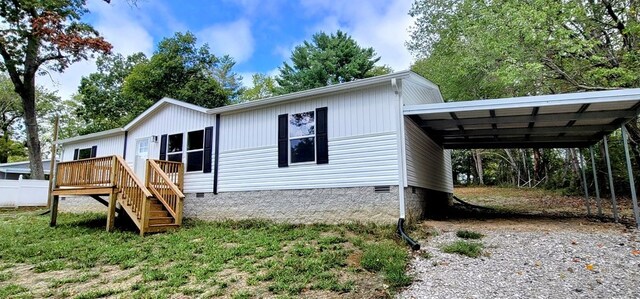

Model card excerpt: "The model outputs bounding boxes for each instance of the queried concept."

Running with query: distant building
[0,160,53,180]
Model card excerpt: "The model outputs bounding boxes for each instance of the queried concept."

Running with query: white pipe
[393,78,407,219]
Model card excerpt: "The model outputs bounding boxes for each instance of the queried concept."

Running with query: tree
[0,0,112,179]
[409,0,640,194]
[122,32,232,110]
[77,52,148,134]
[238,73,278,102]
[0,75,25,163]
[276,30,381,94]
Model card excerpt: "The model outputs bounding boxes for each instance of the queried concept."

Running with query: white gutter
[56,128,124,144]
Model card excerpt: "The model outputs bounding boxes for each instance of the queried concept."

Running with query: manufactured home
[52,70,640,235]
[53,71,452,234]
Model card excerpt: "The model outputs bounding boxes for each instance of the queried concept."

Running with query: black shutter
[316,107,328,164]
[159,134,168,160]
[73,149,79,160]
[90,146,97,158]
[203,126,213,173]
[278,114,288,167]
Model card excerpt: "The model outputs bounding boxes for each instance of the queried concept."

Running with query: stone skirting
[56,186,451,224]
[404,186,452,222]
[184,186,400,224]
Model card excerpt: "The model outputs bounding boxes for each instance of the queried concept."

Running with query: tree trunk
[19,81,44,180]
[473,150,484,185]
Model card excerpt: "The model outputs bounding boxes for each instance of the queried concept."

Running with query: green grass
[49,272,99,288]
[441,240,483,258]
[0,284,30,298]
[456,230,484,240]
[361,241,412,287]
[0,211,410,298]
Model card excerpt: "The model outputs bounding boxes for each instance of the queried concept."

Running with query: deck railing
[113,156,153,221]
[55,156,114,188]
[146,159,185,225]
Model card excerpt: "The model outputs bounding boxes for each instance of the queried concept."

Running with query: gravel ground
[399,221,640,299]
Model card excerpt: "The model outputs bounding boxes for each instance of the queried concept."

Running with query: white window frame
[288,110,316,164]
[77,147,92,160]
[166,132,184,164]
[186,129,205,173]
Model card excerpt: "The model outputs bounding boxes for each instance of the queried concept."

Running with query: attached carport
[404,88,640,228]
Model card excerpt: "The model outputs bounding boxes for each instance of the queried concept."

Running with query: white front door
[135,138,150,179]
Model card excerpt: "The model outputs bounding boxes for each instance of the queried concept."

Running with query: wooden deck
[50,156,185,236]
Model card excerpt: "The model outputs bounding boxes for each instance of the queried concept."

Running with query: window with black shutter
[278,107,328,166]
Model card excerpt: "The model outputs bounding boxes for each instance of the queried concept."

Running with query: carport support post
[602,136,619,222]
[621,127,640,229]
[589,146,603,217]
[578,149,591,216]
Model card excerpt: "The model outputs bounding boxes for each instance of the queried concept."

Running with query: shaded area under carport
[404,88,640,228]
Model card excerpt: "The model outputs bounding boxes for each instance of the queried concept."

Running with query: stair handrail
[146,159,185,225]
[114,156,152,198]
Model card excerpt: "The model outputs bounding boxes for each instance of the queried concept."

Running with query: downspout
[392,78,420,250]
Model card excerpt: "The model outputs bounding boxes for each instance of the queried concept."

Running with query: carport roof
[404,89,640,149]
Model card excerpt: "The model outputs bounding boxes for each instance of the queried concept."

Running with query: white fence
[0,178,49,208]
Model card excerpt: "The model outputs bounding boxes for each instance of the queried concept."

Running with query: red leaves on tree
[31,11,112,68]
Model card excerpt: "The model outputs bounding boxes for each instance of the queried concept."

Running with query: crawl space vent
[374,186,391,193]
[196,193,205,198]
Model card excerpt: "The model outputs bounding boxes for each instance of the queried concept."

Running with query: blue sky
[39,0,416,100]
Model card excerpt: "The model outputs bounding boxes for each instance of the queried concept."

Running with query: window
[289,111,315,163]
[78,148,92,160]
[186,130,204,172]
[167,133,183,163]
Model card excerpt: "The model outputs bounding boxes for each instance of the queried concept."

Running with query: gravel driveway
[399,219,640,299]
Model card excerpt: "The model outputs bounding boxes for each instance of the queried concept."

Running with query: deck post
[578,149,591,216]
[49,195,59,227]
[589,146,602,217]
[602,136,619,222]
[106,190,117,232]
[621,127,640,229]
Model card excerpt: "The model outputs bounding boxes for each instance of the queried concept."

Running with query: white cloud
[197,19,255,64]
[299,0,416,72]
[239,71,255,88]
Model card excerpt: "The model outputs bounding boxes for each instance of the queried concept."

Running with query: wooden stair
[50,155,184,236]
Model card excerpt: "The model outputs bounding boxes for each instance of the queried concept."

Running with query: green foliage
[441,240,483,258]
[410,0,640,101]
[76,53,148,134]
[76,32,244,135]
[123,32,231,110]
[456,230,483,240]
[238,73,278,102]
[276,30,382,94]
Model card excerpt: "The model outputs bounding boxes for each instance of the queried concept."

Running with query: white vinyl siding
[404,118,453,193]
[402,76,444,105]
[61,134,125,162]
[218,83,400,191]
[126,104,216,193]
[219,132,398,191]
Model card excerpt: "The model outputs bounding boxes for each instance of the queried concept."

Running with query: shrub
[441,240,483,258]
[456,230,484,240]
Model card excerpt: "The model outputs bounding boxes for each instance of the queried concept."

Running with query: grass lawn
[0,210,411,298]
